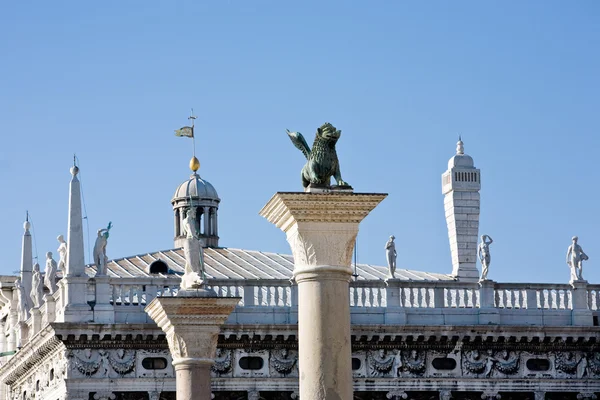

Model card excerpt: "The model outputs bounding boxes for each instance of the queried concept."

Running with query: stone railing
[13,278,599,341]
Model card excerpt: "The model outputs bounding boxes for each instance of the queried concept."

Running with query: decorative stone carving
[440,390,452,400]
[386,390,408,399]
[478,234,493,281]
[534,392,545,400]
[492,349,520,375]
[14,278,29,322]
[68,348,135,377]
[291,392,300,399]
[401,350,426,376]
[93,392,116,400]
[107,349,135,375]
[555,351,579,374]
[69,348,101,376]
[367,349,396,377]
[56,235,67,271]
[481,392,501,400]
[247,390,261,400]
[567,236,588,281]
[270,348,297,376]
[30,263,44,308]
[148,391,161,400]
[577,393,598,400]
[212,348,232,376]
[462,349,519,377]
[385,236,397,279]
[44,252,58,294]
[180,207,206,290]
[93,223,112,276]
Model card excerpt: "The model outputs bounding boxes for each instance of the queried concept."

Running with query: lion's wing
[287,130,311,159]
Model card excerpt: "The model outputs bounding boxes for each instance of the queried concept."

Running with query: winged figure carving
[287,122,351,189]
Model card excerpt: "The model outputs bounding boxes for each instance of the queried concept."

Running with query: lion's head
[316,122,341,142]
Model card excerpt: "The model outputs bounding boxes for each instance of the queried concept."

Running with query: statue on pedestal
[180,207,206,290]
[93,222,112,276]
[566,236,588,281]
[385,236,397,279]
[44,252,58,294]
[30,263,44,308]
[15,278,29,322]
[478,234,493,282]
[56,235,67,271]
[286,122,351,190]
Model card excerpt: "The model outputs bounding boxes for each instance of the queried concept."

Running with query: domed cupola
[172,156,221,248]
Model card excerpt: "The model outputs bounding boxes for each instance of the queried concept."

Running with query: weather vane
[174,109,200,173]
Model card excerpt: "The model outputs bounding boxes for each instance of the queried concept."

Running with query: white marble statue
[385,235,397,279]
[30,263,44,308]
[566,236,588,282]
[44,251,58,294]
[15,278,29,322]
[56,235,67,271]
[478,234,493,282]
[181,207,205,290]
[93,223,112,276]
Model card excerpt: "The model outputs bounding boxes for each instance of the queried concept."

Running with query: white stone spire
[442,138,481,281]
[65,163,85,277]
[19,214,33,310]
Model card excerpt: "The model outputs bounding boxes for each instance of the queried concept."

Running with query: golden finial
[190,156,200,172]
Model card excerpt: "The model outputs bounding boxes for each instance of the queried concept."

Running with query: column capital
[260,192,386,274]
[145,296,239,362]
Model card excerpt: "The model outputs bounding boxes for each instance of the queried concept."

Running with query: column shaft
[296,267,352,400]
[174,362,212,400]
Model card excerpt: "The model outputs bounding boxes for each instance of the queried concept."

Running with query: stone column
[260,192,386,400]
[145,296,239,400]
[204,206,210,236]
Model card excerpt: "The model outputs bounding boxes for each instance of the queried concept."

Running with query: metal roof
[90,247,454,282]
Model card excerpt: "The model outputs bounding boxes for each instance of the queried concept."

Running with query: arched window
[149,260,169,274]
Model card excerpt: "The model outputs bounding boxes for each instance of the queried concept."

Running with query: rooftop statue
[14,278,29,322]
[287,122,351,190]
[44,251,58,294]
[93,222,112,276]
[478,234,493,282]
[566,236,588,282]
[180,207,206,291]
[30,263,44,308]
[385,236,397,279]
[56,235,67,271]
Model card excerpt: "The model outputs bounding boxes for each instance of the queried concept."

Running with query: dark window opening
[239,356,264,370]
[526,358,550,371]
[142,357,168,370]
[149,260,169,274]
[432,357,457,370]
[352,358,361,370]
[49,368,54,380]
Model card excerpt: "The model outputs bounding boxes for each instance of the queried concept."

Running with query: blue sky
[0,1,598,284]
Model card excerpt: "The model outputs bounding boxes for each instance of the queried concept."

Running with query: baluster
[257,285,264,306]
[274,286,281,306]
[446,289,452,308]
[376,288,382,307]
[408,288,415,307]
[112,285,119,305]
[352,287,358,306]
[415,288,422,307]
[463,289,469,308]
[595,291,600,310]
[400,288,407,307]
[494,289,500,307]
[423,288,430,308]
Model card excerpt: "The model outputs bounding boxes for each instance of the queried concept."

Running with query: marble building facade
[0,140,598,400]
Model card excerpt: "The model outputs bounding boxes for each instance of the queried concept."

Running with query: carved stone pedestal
[145,296,239,400]
[260,192,386,400]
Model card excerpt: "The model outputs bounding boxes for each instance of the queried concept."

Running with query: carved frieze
[68,348,136,378]
[212,348,233,376]
[269,348,297,376]
[462,350,519,378]
[367,349,397,377]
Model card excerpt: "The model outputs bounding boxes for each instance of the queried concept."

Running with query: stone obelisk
[261,192,386,399]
